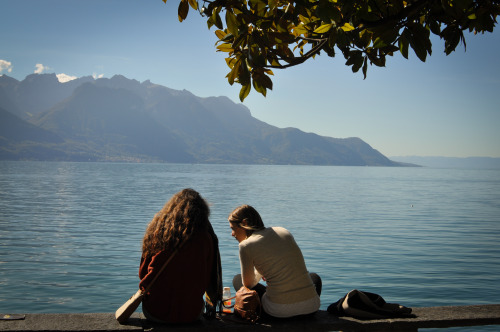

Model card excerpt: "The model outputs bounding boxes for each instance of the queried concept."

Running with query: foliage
[163,0,500,101]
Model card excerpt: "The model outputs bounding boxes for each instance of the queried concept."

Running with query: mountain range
[0,73,406,166]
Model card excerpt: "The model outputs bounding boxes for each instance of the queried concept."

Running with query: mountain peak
[0,74,20,86]
[22,73,59,85]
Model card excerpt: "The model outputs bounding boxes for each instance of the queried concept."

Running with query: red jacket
[139,231,214,323]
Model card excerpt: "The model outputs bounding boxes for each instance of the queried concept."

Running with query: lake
[0,161,499,331]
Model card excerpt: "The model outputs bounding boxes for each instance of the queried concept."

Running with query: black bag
[327,289,416,319]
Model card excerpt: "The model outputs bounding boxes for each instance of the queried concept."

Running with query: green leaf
[399,32,409,59]
[207,17,214,29]
[216,43,234,52]
[252,70,273,95]
[362,57,368,79]
[226,58,240,85]
[249,0,267,15]
[239,60,251,85]
[429,20,441,35]
[341,23,355,32]
[209,9,223,29]
[226,10,239,37]
[441,25,463,55]
[444,32,461,55]
[215,30,227,40]
[225,57,237,68]
[370,54,385,67]
[261,74,273,90]
[239,83,251,101]
[346,51,363,72]
[407,23,431,62]
[359,30,372,48]
[215,12,223,29]
[232,33,246,50]
[187,0,198,10]
[249,45,266,67]
[314,23,333,34]
[335,27,349,49]
[372,37,387,48]
[316,0,342,23]
[298,14,310,24]
[277,18,290,33]
[178,0,189,22]
[252,77,266,96]
[328,29,337,48]
[373,28,399,48]
[412,44,427,62]
[293,24,309,36]
[221,32,235,43]
[268,0,278,10]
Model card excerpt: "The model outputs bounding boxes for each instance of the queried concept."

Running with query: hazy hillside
[0,74,94,119]
[0,73,406,166]
[34,83,192,162]
[390,156,500,169]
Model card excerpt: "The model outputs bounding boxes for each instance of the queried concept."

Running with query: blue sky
[1,0,499,158]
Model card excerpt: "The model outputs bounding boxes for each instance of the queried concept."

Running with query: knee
[232,274,242,291]
[309,273,322,296]
[310,272,322,284]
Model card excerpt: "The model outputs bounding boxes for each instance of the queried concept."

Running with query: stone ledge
[2,305,500,332]
[0,313,142,332]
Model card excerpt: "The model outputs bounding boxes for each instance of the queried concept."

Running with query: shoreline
[2,305,500,331]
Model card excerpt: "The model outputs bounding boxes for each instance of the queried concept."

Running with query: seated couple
[139,188,322,324]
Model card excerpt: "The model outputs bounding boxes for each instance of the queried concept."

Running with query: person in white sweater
[228,204,322,318]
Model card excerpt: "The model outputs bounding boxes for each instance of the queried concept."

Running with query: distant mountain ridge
[390,156,500,169]
[0,73,405,165]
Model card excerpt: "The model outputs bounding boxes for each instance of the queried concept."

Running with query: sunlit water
[1,161,499,331]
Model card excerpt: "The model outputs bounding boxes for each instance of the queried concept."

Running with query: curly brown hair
[142,188,210,258]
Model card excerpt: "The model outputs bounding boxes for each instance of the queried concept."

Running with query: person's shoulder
[270,226,296,241]
[239,229,263,248]
[271,226,291,235]
[239,235,254,247]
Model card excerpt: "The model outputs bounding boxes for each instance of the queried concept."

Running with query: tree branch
[263,39,328,69]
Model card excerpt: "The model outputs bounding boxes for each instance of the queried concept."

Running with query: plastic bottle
[223,287,232,313]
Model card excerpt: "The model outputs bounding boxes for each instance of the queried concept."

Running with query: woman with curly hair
[139,188,222,323]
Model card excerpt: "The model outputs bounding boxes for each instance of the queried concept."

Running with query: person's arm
[239,244,262,288]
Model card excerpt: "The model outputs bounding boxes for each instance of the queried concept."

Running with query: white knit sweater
[238,226,320,316]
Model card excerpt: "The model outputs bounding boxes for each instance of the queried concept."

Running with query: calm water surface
[1,161,499,331]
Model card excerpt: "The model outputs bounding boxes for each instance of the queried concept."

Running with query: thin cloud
[34,63,51,74]
[93,73,104,79]
[56,73,78,83]
[0,59,13,74]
